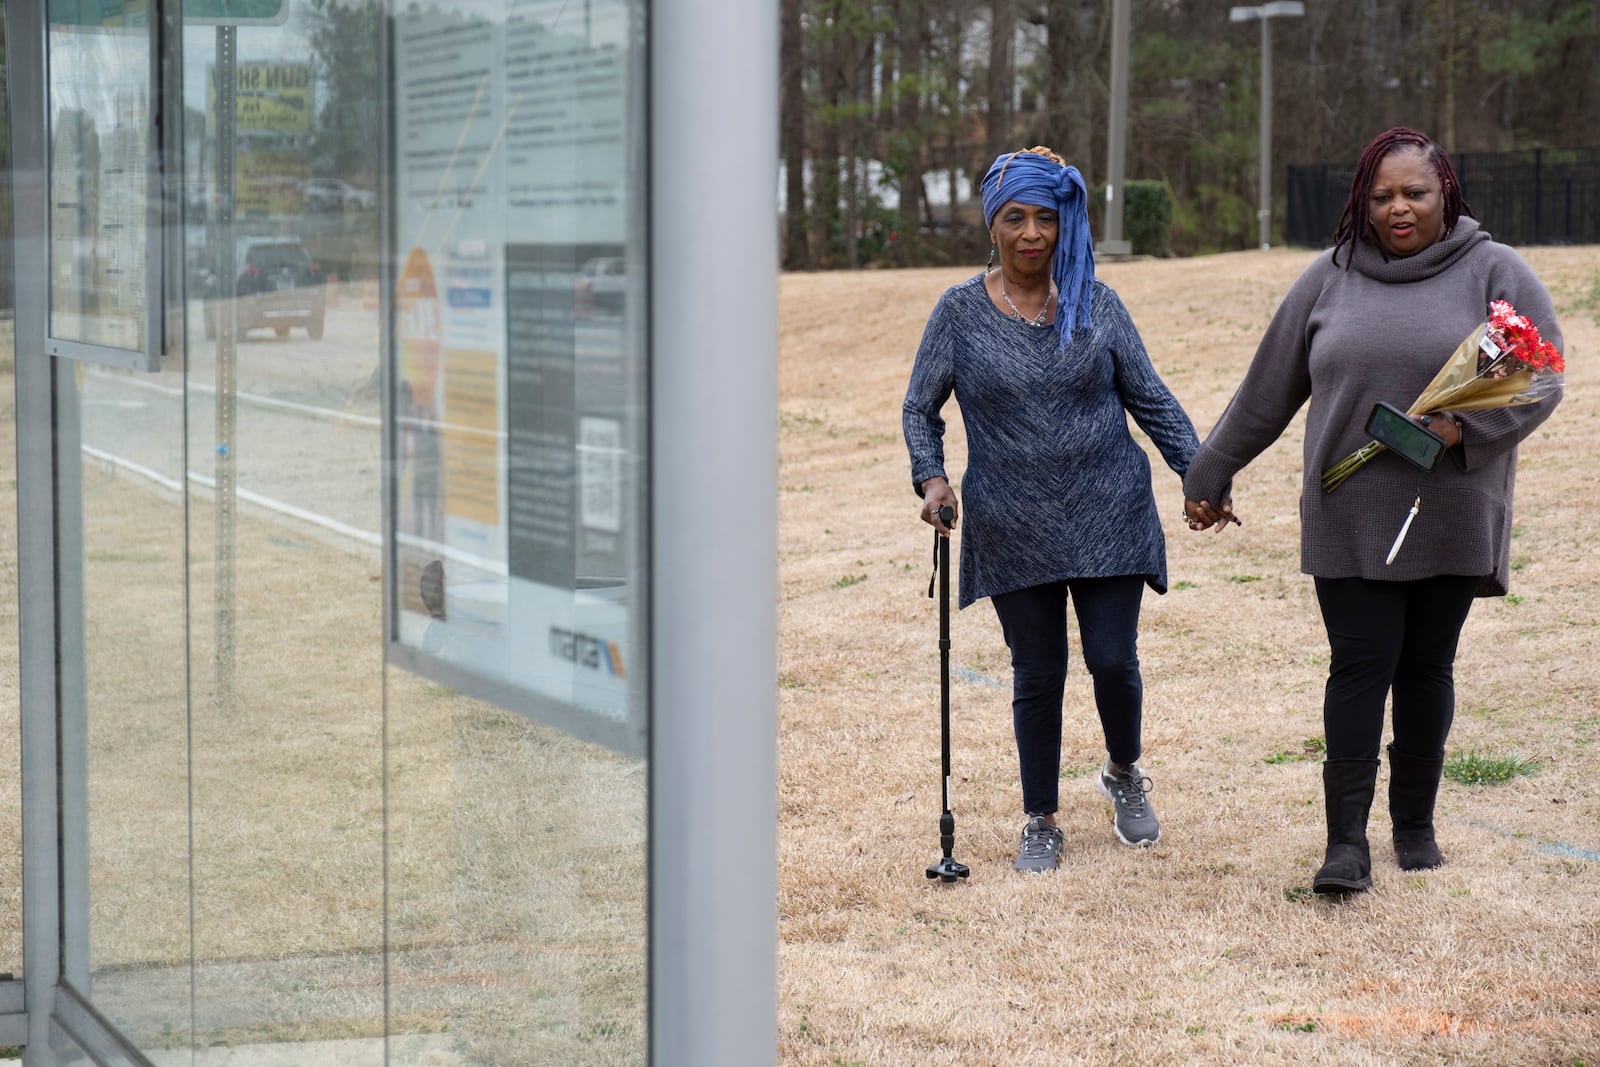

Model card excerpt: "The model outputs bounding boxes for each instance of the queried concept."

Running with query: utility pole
[1230,2,1304,249]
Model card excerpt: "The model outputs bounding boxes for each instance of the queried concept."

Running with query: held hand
[1184,496,1240,532]
[921,477,959,535]
[1416,411,1462,448]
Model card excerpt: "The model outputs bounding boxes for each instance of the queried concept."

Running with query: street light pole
[1230,2,1304,249]
[1099,0,1132,256]
[1257,13,1272,249]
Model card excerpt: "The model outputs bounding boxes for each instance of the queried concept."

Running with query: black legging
[991,576,1146,816]
[1313,574,1479,761]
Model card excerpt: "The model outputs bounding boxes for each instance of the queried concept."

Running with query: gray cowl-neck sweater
[1182,218,1564,596]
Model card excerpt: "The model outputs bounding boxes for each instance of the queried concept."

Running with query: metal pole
[651,0,779,1060]
[7,5,68,1052]
[1258,15,1272,249]
[1100,0,1131,255]
[1232,4,1301,247]
[215,25,238,712]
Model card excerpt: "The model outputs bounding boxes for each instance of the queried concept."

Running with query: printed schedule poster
[47,6,152,355]
[388,2,642,755]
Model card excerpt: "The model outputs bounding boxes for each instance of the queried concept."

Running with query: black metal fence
[1287,146,1600,248]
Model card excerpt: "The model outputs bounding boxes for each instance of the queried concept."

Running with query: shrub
[1095,179,1173,257]
[1122,180,1173,257]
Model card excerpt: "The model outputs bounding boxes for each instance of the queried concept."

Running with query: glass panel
[384,0,650,1062]
[48,0,648,1061]
[0,0,21,982]
[182,5,385,1061]
[0,298,18,982]
[385,695,647,1065]
[387,0,646,756]
[58,4,187,1046]
[46,0,151,355]
[73,242,191,1051]
[0,338,17,984]
[45,1025,91,1065]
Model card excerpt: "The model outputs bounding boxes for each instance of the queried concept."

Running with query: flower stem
[1320,440,1388,493]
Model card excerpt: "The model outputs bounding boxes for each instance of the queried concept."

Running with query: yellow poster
[234,149,308,216]
[209,62,314,134]
[442,349,501,526]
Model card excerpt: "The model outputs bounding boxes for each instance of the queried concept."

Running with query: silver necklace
[999,275,1056,327]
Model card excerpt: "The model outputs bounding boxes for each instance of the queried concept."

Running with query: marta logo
[549,627,626,678]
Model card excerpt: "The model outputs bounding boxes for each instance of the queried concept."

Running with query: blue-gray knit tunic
[903,274,1200,608]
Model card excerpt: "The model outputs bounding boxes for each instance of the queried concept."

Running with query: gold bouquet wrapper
[1405,322,1543,416]
[1320,322,1560,493]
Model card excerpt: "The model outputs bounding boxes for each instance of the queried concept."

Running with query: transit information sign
[186,0,287,25]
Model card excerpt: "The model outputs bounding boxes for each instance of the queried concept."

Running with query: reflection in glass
[75,356,191,1051]
[388,0,648,757]
[0,318,19,978]
[50,2,190,1052]
[385,0,650,1062]
[183,9,385,1060]
[387,692,647,1065]
[47,0,150,352]
[46,1024,93,1065]
[38,0,651,1061]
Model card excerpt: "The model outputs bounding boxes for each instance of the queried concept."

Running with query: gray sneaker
[1097,760,1160,846]
[1013,815,1065,872]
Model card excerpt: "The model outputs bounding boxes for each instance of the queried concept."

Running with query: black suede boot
[1388,743,1445,871]
[1312,758,1379,894]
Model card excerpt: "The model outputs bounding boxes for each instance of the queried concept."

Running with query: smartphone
[1365,401,1445,472]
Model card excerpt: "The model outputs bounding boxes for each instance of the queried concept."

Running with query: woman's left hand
[1417,411,1462,448]
[1184,496,1238,532]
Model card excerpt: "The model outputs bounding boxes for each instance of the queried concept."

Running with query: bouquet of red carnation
[1477,300,1564,376]
[1320,300,1564,492]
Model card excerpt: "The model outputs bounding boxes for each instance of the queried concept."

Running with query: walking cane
[925,505,970,883]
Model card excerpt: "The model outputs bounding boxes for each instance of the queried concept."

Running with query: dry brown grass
[777,248,1600,1065]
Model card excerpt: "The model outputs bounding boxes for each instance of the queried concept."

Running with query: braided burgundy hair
[1330,127,1473,267]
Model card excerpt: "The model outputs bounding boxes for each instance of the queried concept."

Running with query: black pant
[1313,575,1479,761]
[991,576,1145,816]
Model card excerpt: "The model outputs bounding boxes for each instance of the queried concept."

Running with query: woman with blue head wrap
[903,146,1203,873]
[979,146,1097,348]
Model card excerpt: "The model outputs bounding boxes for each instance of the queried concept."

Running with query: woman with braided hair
[1182,127,1564,894]
[903,147,1202,872]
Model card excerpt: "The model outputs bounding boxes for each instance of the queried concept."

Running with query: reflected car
[200,236,326,340]
[575,256,627,316]
[303,177,378,212]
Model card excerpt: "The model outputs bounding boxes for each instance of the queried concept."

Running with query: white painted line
[86,368,381,428]
[81,444,381,548]
[85,368,506,442]
[81,445,183,495]
[224,482,381,548]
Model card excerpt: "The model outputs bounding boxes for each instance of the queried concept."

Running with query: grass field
[776,247,1600,1065]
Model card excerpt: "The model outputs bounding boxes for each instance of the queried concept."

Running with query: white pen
[1385,495,1421,566]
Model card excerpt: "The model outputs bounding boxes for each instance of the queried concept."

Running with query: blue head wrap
[980,150,1095,347]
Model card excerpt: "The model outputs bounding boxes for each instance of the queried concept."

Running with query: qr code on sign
[578,416,623,533]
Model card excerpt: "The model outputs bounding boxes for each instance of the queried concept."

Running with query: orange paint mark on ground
[1324,1010,1492,1038]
